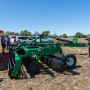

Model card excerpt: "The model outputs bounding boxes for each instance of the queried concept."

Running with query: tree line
[4,30,50,36]
[60,32,87,38]
[4,30,89,38]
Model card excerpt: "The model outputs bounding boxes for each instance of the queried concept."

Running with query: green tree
[14,32,20,35]
[62,33,68,38]
[5,31,19,35]
[20,30,31,36]
[41,31,50,36]
[75,32,86,38]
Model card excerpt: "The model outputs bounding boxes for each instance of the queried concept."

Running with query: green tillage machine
[8,41,77,79]
[59,37,88,47]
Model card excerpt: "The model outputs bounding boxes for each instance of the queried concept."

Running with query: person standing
[88,38,90,57]
[1,35,6,53]
[7,36,10,49]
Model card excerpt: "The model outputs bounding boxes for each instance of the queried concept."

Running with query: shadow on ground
[39,62,82,77]
[0,52,9,71]
[63,65,82,75]
[79,53,88,55]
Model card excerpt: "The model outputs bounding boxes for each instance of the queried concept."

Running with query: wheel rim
[66,57,74,66]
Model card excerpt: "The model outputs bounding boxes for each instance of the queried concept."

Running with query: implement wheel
[65,54,77,69]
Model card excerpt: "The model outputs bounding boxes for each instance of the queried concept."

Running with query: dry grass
[0,39,90,90]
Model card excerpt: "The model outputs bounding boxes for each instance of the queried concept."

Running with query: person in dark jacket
[1,35,6,53]
[88,38,90,57]
[7,36,10,49]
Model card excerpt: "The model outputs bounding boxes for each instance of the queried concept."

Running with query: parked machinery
[56,37,88,47]
[8,37,77,79]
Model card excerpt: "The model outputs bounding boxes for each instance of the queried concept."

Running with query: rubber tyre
[65,54,77,69]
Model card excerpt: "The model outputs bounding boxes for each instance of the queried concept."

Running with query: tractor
[8,37,77,79]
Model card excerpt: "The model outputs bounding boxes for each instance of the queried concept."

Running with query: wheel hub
[66,57,74,66]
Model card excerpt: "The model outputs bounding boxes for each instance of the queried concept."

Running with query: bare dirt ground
[0,40,90,90]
